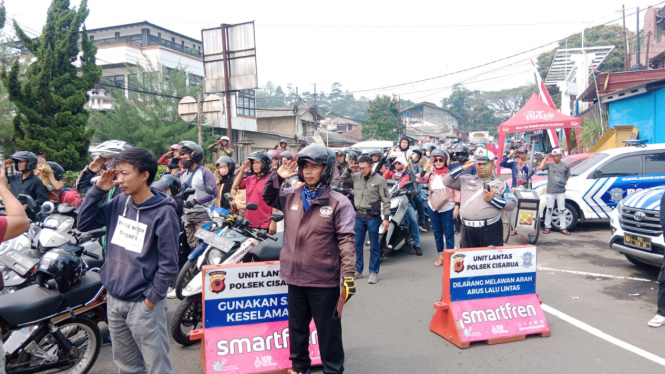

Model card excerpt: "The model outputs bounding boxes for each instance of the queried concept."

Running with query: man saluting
[263,144,356,374]
[444,148,516,248]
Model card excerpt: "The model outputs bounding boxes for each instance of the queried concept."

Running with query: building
[256,105,320,140]
[632,6,665,70]
[16,21,257,135]
[400,102,460,130]
[326,116,362,133]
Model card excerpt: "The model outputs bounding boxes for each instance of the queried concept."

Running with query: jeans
[413,195,426,227]
[544,193,566,229]
[403,203,420,246]
[354,217,382,274]
[428,206,455,254]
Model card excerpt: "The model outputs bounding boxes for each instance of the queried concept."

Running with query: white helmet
[90,140,133,160]
[220,136,230,142]
[471,148,497,163]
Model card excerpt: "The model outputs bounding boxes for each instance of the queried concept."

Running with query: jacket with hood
[263,171,356,287]
[77,185,180,304]
[341,168,391,219]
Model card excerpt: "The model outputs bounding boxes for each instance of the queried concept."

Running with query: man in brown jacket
[263,144,356,374]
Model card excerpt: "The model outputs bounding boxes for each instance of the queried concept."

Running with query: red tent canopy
[497,93,582,175]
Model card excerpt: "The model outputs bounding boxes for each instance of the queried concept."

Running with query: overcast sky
[4,0,658,105]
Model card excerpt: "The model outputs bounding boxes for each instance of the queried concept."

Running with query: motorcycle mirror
[182,188,196,197]
[270,211,284,223]
[205,186,214,195]
[246,203,258,211]
[42,201,56,215]
[18,194,39,213]
[223,192,233,201]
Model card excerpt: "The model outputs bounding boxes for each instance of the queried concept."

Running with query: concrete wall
[423,106,459,129]
[257,117,296,137]
[608,87,665,144]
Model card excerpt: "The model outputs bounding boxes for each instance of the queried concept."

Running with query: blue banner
[205,293,289,328]
[450,272,536,301]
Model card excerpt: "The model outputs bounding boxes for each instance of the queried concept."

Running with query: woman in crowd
[417,149,459,266]
[232,151,277,233]
[214,156,236,210]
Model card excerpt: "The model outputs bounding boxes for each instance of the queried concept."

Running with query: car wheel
[551,202,578,231]
[624,254,658,268]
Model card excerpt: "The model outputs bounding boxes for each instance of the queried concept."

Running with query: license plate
[624,233,652,251]
[0,250,39,276]
[195,228,212,240]
[205,235,235,253]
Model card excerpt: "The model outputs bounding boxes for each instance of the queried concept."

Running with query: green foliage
[257,81,369,120]
[89,57,203,157]
[1,0,101,170]
[537,24,633,109]
[441,84,502,135]
[63,170,80,189]
[580,117,603,151]
[361,95,403,140]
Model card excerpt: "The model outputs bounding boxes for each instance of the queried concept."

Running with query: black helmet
[247,151,271,175]
[178,140,204,163]
[297,145,335,185]
[279,139,288,145]
[151,174,182,196]
[399,136,410,147]
[11,151,38,173]
[410,147,423,157]
[430,149,450,167]
[347,151,358,163]
[47,161,65,181]
[334,149,348,156]
[215,156,236,176]
[369,149,382,157]
[279,151,295,166]
[36,248,85,293]
[452,144,470,163]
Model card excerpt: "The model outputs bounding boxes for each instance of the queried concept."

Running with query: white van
[530,143,665,231]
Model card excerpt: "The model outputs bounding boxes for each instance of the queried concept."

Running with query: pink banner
[451,294,549,343]
[204,320,321,373]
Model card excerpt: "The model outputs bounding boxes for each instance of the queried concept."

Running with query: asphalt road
[90,221,665,374]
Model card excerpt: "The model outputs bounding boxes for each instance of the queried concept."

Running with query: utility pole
[197,92,202,146]
[622,5,629,71]
[645,30,652,69]
[221,24,234,145]
[636,7,641,70]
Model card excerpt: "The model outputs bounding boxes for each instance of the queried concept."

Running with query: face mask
[181,159,194,169]
[425,151,431,157]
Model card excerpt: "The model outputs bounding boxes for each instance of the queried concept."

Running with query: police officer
[444,148,516,248]
[342,155,390,284]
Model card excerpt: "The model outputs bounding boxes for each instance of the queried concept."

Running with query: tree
[361,95,403,140]
[484,84,537,117]
[1,0,101,170]
[441,84,506,135]
[90,57,203,157]
[536,24,633,109]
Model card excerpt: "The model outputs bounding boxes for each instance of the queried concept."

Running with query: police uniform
[443,150,516,248]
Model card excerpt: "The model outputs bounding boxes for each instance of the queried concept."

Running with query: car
[530,153,594,183]
[609,186,664,267]
[531,142,665,231]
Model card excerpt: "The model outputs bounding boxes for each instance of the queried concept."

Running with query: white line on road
[542,304,665,367]
[537,266,656,283]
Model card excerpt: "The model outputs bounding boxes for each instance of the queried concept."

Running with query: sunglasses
[433,158,446,163]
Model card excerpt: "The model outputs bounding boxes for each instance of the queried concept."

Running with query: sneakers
[648,314,665,327]
[414,246,422,256]
[368,273,378,284]
[354,271,363,279]
[419,225,427,232]
[167,287,178,299]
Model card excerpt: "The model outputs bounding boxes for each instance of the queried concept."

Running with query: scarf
[434,165,449,176]
[217,173,234,209]
[393,170,404,181]
[302,184,325,212]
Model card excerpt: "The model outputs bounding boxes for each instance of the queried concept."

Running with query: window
[163,67,174,89]
[644,152,665,175]
[573,153,609,176]
[189,74,203,86]
[597,155,642,178]
[128,74,139,100]
[101,75,125,89]
[236,90,255,117]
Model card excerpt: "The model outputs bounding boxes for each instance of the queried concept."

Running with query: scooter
[378,180,418,261]
[170,202,284,346]
[1,245,106,374]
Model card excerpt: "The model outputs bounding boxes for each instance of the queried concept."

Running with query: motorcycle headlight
[57,218,73,231]
[207,248,224,265]
[0,238,14,255]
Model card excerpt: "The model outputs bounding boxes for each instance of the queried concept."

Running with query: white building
[17,21,257,136]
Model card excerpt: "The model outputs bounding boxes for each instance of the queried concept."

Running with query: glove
[388,163,395,171]
[168,158,180,169]
[184,199,198,209]
[342,276,356,303]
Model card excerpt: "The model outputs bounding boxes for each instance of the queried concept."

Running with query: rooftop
[578,69,665,101]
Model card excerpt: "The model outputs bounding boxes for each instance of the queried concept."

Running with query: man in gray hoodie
[78,147,179,374]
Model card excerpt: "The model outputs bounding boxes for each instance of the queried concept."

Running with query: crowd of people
[0,133,616,374]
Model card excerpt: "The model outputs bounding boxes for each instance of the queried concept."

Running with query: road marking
[542,304,665,367]
[537,266,656,283]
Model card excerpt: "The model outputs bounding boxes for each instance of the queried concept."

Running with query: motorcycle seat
[0,272,102,328]
[249,234,283,261]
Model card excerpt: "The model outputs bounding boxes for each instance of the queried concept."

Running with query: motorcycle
[0,196,105,294]
[170,201,284,346]
[378,180,418,261]
[1,246,106,374]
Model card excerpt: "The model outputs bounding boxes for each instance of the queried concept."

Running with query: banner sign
[430,245,550,348]
[202,262,321,373]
